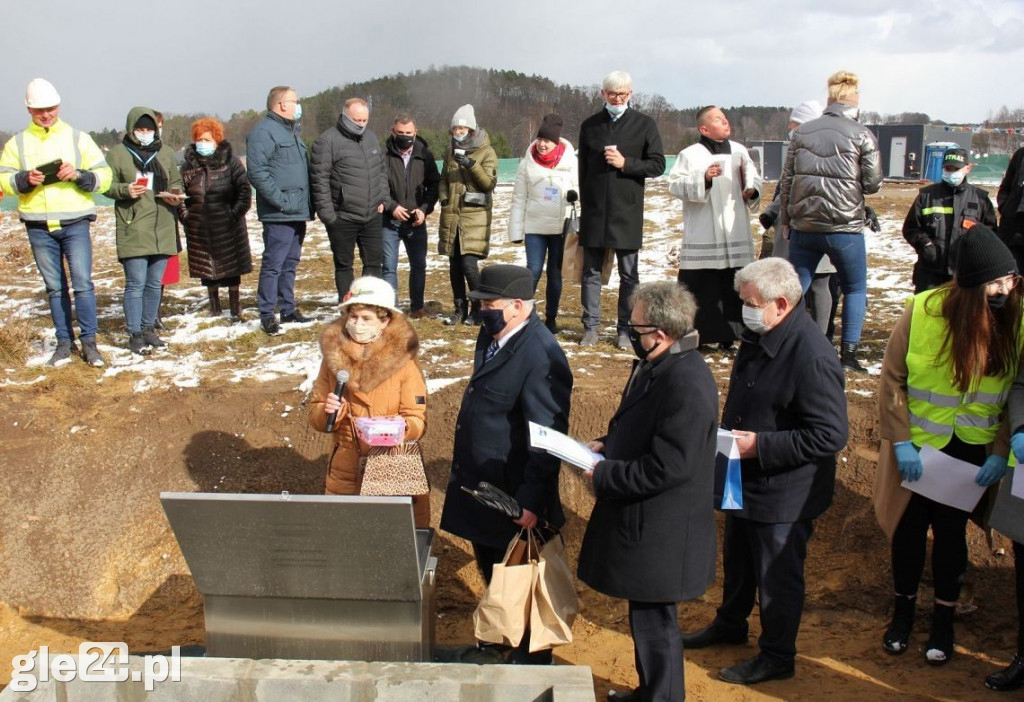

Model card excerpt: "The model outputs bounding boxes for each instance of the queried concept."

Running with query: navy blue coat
[718,304,848,523]
[245,112,311,223]
[577,335,719,603]
[440,313,572,550]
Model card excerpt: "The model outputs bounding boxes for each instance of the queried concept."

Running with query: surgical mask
[988,293,1009,310]
[134,130,155,146]
[342,114,366,135]
[453,132,469,143]
[627,328,655,360]
[195,142,216,157]
[605,103,628,117]
[292,103,302,121]
[346,320,383,344]
[942,168,966,187]
[742,305,772,335]
[479,304,510,337]
[394,134,415,150]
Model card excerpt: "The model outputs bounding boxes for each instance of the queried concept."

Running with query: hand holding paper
[528,421,603,471]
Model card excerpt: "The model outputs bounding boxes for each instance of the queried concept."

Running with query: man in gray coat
[310,97,390,301]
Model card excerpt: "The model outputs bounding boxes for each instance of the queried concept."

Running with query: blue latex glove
[894,442,923,482]
[1011,432,1024,463]
[976,454,1009,487]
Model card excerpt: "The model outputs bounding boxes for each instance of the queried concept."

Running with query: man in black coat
[381,114,440,318]
[439,264,573,664]
[578,280,718,702]
[578,70,665,350]
[998,145,1024,272]
[310,97,390,301]
[683,258,848,686]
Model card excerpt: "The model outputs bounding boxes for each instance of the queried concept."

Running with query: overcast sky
[2,0,1021,134]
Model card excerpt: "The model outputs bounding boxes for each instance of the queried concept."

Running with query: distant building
[746,140,787,181]
[867,124,972,180]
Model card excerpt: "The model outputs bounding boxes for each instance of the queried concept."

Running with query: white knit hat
[451,104,477,130]
[339,276,402,315]
[789,100,823,125]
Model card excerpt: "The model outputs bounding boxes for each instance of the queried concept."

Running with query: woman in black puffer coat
[180,117,253,320]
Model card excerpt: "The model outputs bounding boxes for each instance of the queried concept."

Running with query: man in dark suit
[578,281,719,702]
[440,264,573,664]
[578,70,665,350]
[683,258,848,685]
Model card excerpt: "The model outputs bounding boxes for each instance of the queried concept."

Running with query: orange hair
[190,117,224,143]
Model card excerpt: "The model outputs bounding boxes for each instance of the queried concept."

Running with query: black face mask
[988,293,1009,310]
[627,327,656,360]
[394,134,415,150]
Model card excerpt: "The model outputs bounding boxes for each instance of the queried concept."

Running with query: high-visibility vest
[906,288,1020,449]
[0,119,112,230]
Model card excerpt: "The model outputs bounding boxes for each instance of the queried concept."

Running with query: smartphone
[36,158,63,186]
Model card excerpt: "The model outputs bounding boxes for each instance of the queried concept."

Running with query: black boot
[986,653,1024,691]
[465,299,481,326]
[444,299,467,326]
[924,603,955,665]
[841,342,866,373]
[208,286,222,317]
[882,594,916,654]
[228,286,242,322]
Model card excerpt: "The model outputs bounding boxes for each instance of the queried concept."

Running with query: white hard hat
[25,78,61,108]
[339,276,402,315]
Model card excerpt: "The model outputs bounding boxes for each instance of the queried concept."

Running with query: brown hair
[346,303,391,321]
[927,282,1023,390]
[190,117,224,143]
[266,86,293,111]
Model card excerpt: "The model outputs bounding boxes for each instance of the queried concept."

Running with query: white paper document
[901,445,986,513]
[717,428,740,459]
[1012,464,1024,500]
[528,421,603,471]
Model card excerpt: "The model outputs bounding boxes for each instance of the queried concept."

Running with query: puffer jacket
[104,106,182,260]
[438,130,498,258]
[307,312,429,528]
[179,141,253,280]
[507,138,579,241]
[310,117,389,226]
[779,102,882,233]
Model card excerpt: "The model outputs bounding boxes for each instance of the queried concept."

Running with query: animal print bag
[350,420,429,496]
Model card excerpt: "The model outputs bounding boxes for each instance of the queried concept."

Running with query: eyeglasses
[987,275,1020,293]
[626,323,659,335]
[604,91,631,100]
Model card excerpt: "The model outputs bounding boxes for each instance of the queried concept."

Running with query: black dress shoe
[682,623,748,649]
[280,310,311,324]
[607,689,640,701]
[987,654,1024,691]
[719,654,795,685]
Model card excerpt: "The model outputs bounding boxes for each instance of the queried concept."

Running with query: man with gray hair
[578,71,665,349]
[683,257,847,686]
[578,280,718,701]
[311,97,389,301]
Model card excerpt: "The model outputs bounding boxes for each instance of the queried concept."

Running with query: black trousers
[715,515,814,663]
[676,268,743,345]
[891,492,969,603]
[472,541,553,665]
[1014,541,1024,653]
[449,236,482,301]
[629,601,685,702]
[326,218,383,301]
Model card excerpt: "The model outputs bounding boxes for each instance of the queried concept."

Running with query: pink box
[353,416,407,447]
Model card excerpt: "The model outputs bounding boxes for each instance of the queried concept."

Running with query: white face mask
[742,305,772,335]
[134,130,155,146]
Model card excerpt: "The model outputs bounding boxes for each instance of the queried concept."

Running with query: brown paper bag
[473,531,538,647]
[561,231,614,286]
[528,533,580,651]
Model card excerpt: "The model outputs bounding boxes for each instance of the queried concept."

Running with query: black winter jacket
[382,136,440,220]
[179,142,253,280]
[998,147,1024,267]
[310,117,389,226]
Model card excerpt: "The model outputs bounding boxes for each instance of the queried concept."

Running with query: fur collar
[319,313,419,393]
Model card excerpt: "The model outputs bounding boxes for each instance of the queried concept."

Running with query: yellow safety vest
[906,288,1020,449]
[0,119,112,230]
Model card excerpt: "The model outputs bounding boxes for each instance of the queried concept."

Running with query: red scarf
[532,141,565,169]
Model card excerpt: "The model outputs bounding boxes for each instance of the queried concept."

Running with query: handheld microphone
[325,369,349,433]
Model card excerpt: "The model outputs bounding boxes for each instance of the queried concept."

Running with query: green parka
[105,106,182,260]
[437,129,498,258]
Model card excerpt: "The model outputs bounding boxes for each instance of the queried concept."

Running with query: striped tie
[484,339,499,363]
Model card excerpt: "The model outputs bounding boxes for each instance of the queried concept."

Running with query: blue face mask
[195,141,216,157]
[942,168,966,187]
[134,130,155,146]
[453,132,469,143]
[605,103,628,117]
[292,103,302,121]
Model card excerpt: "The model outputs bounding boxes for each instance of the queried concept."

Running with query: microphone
[325,369,349,433]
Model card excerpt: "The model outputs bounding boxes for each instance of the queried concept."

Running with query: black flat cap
[468,264,535,300]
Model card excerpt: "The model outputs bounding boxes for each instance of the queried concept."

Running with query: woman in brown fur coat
[308,276,429,527]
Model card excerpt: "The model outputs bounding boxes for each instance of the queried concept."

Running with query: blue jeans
[787,230,866,345]
[27,220,98,340]
[122,255,169,334]
[382,218,428,313]
[257,221,306,320]
[524,234,565,320]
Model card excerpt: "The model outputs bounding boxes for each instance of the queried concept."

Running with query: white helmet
[25,78,61,108]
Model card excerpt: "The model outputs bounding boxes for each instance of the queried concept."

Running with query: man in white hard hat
[0,78,112,367]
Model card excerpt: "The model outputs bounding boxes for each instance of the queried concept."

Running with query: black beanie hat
[134,114,157,131]
[955,225,1018,288]
[537,113,563,143]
